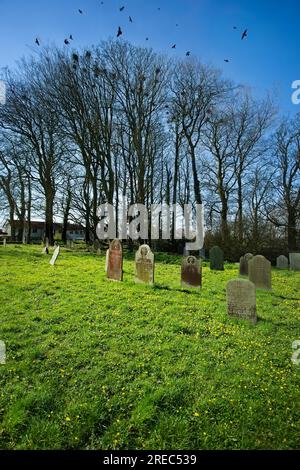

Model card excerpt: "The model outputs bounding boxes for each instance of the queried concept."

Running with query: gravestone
[135,245,154,285]
[227,279,257,323]
[94,239,100,252]
[239,253,254,276]
[105,249,109,272]
[276,255,289,269]
[209,246,224,270]
[248,255,271,290]
[181,256,201,288]
[42,247,49,255]
[0,340,6,364]
[3,238,6,247]
[289,253,300,271]
[107,239,123,281]
[49,246,60,266]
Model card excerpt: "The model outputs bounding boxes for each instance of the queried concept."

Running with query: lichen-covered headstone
[181,256,202,288]
[135,245,154,285]
[239,253,253,276]
[0,340,6,364]
[209,246,224,270]
[276,255,288,269]
[107,239,123,281]
[227,279,257,323]
[289,253,300,271]
[49,245,60,266]
[248,255,271,290]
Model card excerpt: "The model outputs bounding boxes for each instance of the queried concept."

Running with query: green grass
[0,244,299,450]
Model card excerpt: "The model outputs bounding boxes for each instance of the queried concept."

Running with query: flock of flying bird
[34,4,249,63]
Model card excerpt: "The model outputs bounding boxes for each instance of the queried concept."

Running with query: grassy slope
[0,245,299,450]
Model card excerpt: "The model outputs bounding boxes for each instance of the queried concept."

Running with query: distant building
[4,220,85,242]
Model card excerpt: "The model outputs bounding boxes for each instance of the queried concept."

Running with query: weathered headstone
[239,253,254,276]
[49,246,60,266]
[135,245,154,285]
[105,249,109,273]
[248,255,272,290]
[0,340,6,365]
[276,255,289,269]
[107,239,123,281]
[209,246,224,270]
[93,239,100,252]
[42,247,49,255]
[181,256,201,288]
[289,253,300,271]
[227,279,257,323]
[3,238,6,247]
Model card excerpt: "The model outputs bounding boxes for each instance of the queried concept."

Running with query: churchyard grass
[0,245,299,449]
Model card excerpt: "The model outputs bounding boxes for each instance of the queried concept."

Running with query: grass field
[0,245,299,450]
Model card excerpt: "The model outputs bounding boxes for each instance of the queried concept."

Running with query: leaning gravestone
[239,253,253,276]
[107,239,123,281]
[227,279,257,323]
[289,253,300,271]
[49,246,60,266]
[135,245,154,285]
[181,256,202,288]
[248,255,271,290]
[276,255,289,269]
[209,246,224,270]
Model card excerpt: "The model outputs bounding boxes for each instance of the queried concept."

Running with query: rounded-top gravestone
[276,255,288,269]
[239,253,253,276]
[135,244,154,285]
[107,239,123,281]
[209,246,224,271]
[248,255,272,290]
[181,256,202,289]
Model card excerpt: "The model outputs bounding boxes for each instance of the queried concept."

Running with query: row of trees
[0,40,299,258]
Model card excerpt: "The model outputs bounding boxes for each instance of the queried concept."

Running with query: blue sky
[0,0,299,115]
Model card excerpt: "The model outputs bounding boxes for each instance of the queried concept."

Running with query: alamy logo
[0,80,6,105]
[291,80,300,105]
[0,341,6,364]
[96,203,205,251]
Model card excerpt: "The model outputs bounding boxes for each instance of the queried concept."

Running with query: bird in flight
[72,53,79,63]
[241,29,248,40]
[233,26,237,30]
[129,16,133,23]
[78,9,83,14]
[69,34,74,40]
[172,44,176,49]
[186,51,191,56]
[64,39,70,45]
[117,26,123,37]
[224,59,229,62]
[145,37,149,41]
[120,6,125,11]
[35,38,40,46]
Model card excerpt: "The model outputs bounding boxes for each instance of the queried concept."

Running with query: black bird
[145,37,149,41]
[224,59,229,62]
[64,39,70,45]
[72,53,79,62]
[241,29,248,40]
[85,50,92,59]
[233,26,237,29]
[186,51,191,56]
[78,9,83,14]
[155,67,161,74]
[172,44,176,49]
[69,34,74,40]
[117,26,123,37]
[35,38,40,46]
[120,6,125,11]
[129,16,133,23]
[176,23,179,27]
